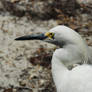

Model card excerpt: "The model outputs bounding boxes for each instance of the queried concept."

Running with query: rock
[0,0,54,18]
[0,1,92,92]
[0,15,57,92]
[0,1,3,10]
[0,0,81,18]
[76,0,92,5]
[76,0,92,15]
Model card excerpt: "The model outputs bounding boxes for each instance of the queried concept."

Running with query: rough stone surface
[0,0,82,18]
[0,0,92,92]
[0,15,57,92]
[76,0,92,5]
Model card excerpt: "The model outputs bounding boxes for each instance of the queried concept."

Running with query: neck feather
[51,55,68,90]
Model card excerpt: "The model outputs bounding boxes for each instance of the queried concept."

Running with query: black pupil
[50,33,53,35]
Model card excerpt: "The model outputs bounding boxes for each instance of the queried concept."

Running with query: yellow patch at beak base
[45,32,54,39]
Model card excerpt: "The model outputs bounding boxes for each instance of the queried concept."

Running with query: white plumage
[15,25,92,92]
[49,26,92,92]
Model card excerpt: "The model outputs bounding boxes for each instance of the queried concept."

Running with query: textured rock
[0,15,57,91]
[76,0,92,16]
[76,0,92,5]
[0,1,92,92]
[0,0,80,18]
[0,1,3,9]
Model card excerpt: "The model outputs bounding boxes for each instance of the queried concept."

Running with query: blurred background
[0,0,92,92]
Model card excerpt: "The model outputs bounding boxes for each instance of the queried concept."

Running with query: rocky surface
[0,15,57,92]
[0,0,83,18]
[0,0,92,92]
[76,0,92,5]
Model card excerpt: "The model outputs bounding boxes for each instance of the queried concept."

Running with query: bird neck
[51,55,68,76]
[51,55,68,71]
[51,55,68,90]
[64,43,89,64]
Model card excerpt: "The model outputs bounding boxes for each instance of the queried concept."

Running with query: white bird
[15,25,92,92]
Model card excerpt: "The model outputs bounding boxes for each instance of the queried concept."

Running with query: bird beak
[15,32,59,46]
[15,33,48,40]
[15,32,55,40]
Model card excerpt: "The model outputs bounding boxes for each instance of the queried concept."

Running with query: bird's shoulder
[69,64,92,79]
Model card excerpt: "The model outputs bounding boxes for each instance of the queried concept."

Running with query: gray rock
[0,0,80,18]
[0,15,57,92]
[76,0,92,5]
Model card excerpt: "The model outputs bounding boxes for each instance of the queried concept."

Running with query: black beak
[15,33,59,46]
[15,33,47,40]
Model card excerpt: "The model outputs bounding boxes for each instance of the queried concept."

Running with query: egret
[15,25,92,92]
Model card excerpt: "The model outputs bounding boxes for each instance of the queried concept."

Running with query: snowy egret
[15,25,92,92]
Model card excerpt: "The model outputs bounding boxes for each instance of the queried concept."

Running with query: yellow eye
[45,32,54,39]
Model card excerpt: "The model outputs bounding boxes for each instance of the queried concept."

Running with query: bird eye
[50,33,54,39]
[45,32,54,39]
[50,33,53,35]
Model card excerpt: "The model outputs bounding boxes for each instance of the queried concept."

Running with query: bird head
[15,25,88,49]
[15,25,89,64]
